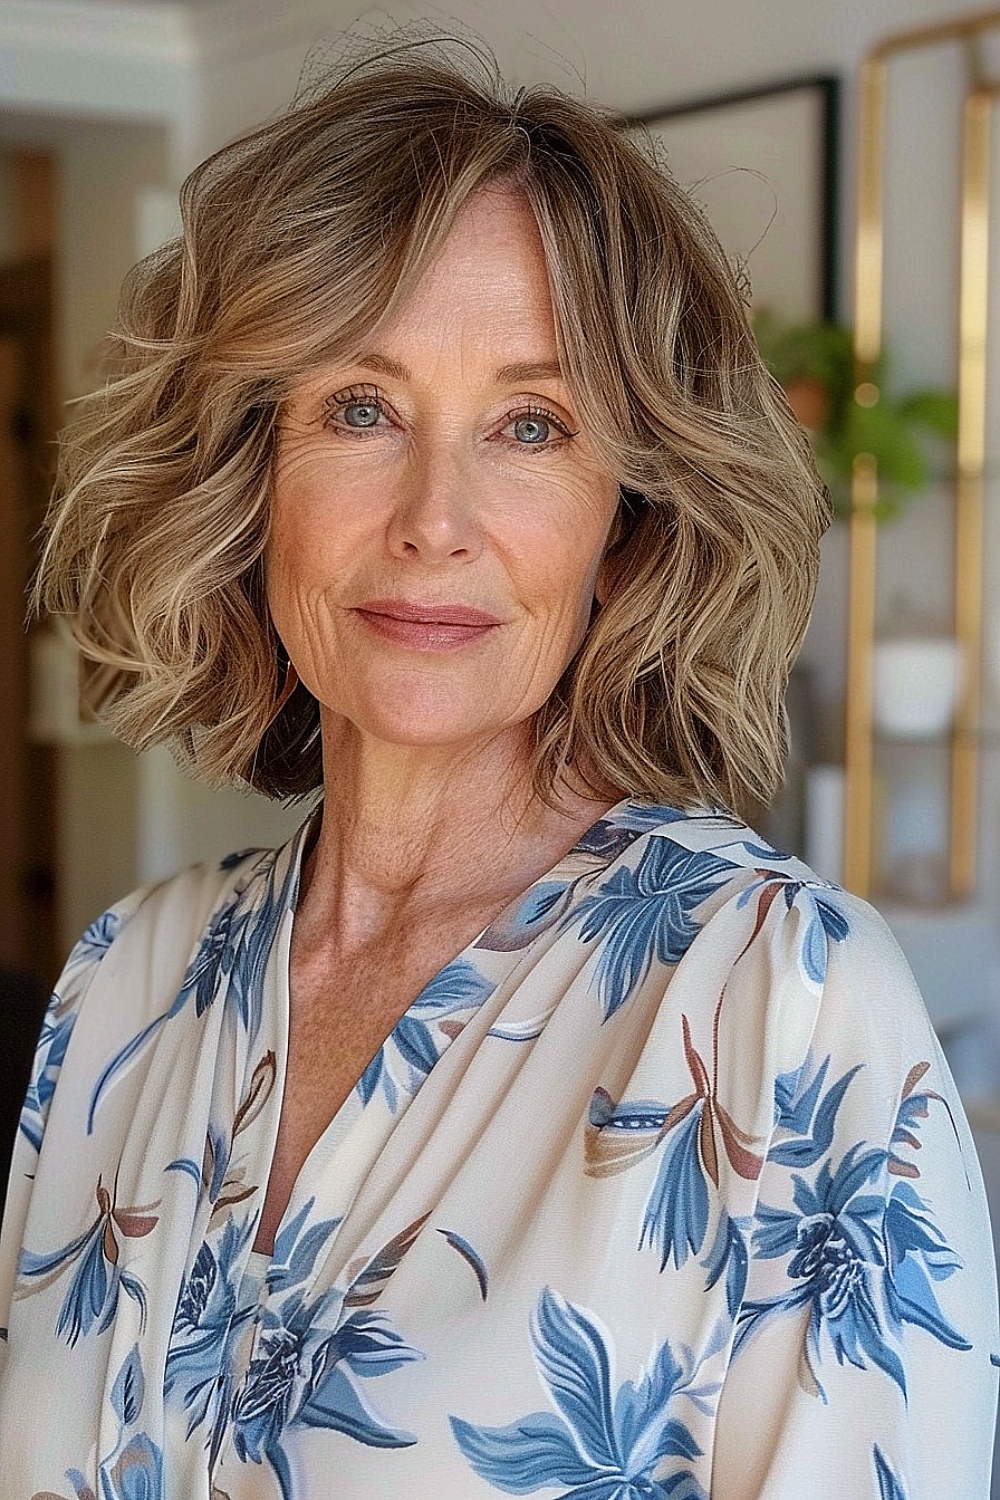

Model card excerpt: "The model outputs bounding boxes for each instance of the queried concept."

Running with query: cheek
[263,546,347,707]
[264,515,336,658]
[523,483,618,616]
[267,435,359,563]
[265,471,353,619]
[263,539,294,628]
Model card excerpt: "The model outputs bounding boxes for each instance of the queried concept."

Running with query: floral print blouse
[0,800,996,1499]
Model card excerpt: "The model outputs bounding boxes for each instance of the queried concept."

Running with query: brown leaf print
[233,1050,277,1137]
[344,1212,432,1307]
[112,1210,159,1239]
[699,1100,720,1188]
[681,1015,711,1098]
[715,1102,764,1180]
[902,1061,931,1099]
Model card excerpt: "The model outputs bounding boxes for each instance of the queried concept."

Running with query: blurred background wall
[0,0,990,924]
[3,3,999,963]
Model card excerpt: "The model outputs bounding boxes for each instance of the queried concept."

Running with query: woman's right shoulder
[8,848,277,1175]
[55,846,273,1017]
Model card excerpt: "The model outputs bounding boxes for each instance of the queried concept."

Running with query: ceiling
[32,0,221,5]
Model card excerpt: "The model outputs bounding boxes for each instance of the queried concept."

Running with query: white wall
[56,120,168,398]
[2,0,999,955]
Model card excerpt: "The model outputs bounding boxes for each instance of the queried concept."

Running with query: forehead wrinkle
[349,353,566,387]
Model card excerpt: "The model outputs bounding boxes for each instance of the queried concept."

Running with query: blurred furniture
[844,9,1000,903]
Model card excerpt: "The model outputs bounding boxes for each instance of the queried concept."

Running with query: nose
[384,441,484,563]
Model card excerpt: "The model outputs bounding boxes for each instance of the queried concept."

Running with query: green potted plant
[753,310,959,520]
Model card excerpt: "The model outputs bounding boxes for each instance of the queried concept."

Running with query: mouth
[353,598,503,651]
[355,599,503,627]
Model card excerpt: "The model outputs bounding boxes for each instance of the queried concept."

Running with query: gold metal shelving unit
[845,8,1000,899]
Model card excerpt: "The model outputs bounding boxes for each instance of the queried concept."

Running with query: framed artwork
[630,76,841,323]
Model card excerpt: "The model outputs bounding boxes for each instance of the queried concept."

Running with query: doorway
[0,155,59,987]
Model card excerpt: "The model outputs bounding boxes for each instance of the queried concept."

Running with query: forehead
[282,189,567,401]
[282,184,583,412]
[380,186,557,343]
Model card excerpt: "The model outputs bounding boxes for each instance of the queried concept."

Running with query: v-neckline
[253,794,640,1258]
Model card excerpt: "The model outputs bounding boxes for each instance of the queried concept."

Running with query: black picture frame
[629,75,841,322]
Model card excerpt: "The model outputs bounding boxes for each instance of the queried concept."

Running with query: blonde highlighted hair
[36,36,831,814]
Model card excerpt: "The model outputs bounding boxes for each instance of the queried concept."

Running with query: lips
[355,598,502,626]
[352,597,502,651]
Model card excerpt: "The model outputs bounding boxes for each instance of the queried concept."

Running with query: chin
[321,695,519,752]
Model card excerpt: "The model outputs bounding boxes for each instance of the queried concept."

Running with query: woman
[1,41,996,1500]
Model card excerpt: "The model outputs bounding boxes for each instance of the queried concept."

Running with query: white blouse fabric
[0,800,997,1500]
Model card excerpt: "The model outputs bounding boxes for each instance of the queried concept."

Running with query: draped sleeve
[0,892,142,1363]
[711,892,1000,1499]
[0,856,259,1375]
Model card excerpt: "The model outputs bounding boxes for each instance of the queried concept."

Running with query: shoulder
[637,801,906,963]
[595,799,855,949]
[48,841,290,1045]
[7,842,285,1181]
[604,801,934,1063]
[69,846,272,975]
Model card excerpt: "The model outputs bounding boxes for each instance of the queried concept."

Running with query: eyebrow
[496,359,565,384]
[354,353,566,384]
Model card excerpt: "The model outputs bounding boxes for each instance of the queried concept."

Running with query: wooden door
[0,260,58,984]
[0,334,29,969]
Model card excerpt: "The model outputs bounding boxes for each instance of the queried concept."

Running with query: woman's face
[267,187,620,759]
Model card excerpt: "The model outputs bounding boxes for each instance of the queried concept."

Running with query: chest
[254,915,493,1251]
[285,951,427,1124]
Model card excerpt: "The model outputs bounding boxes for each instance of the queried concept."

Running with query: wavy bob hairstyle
[37,37,831,815]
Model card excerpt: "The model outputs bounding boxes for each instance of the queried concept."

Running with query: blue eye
[512,415,552,444]
[343,400,382,428]
[323,385,391,433]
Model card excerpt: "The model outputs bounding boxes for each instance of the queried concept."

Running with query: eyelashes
[506,405,578,445]
[320,383,578,449]
[323,384,393,432]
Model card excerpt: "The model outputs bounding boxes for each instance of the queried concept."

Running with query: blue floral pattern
[166,1202,422,1498]
[166,1049,278,1229]
[735,1061,970,1400]
[18,1172,159,1345]
[164,1216,258,1465]
[451,1287,713,1498]
[735,873,849,986]
[1,801,995,1497]
[32,1345,164,1500]
[87,849,293,1132]
[874,1444,908,1500]
[100,1345,164,1500]
[357,959,495,1112]
[568,840,738,1019]
[19,991,77,1155]
[19,906,125,1156]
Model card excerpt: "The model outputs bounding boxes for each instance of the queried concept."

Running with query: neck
[296,717,617,954]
